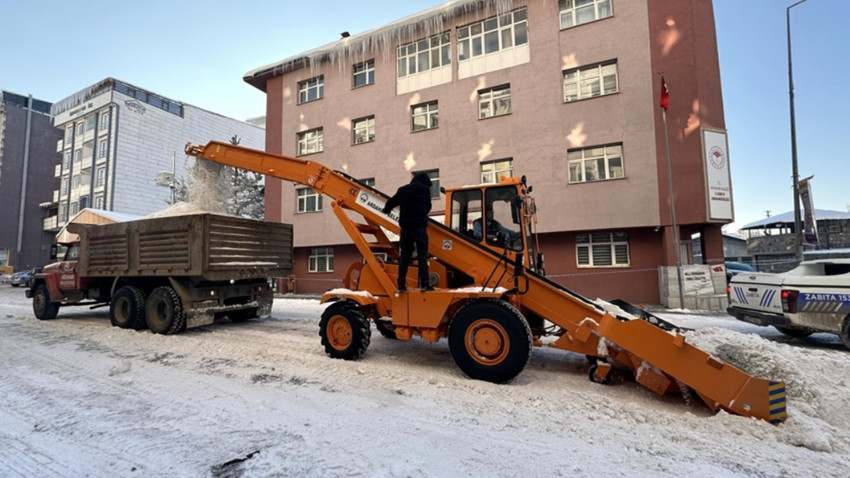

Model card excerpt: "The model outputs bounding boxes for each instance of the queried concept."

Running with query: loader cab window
[451,189,483,239]
[451,186,522,252]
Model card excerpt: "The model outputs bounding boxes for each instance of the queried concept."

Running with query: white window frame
[564,60,619,102]
[70,201,79,215]
[72,174,81,188]
[98,139,108,158]
[352,116,375,144]
[96,167,106,187]
[94,194,104,209]
[100,111,110,130]
[298,76,324,104]
[414,169,440,199]
[74,149,82,163]
[576,232,629,267]
[559,0,613,29]
[297,187,323,213]
[458,8,528,62]
[63,152,71,168]
[568,143,625,183]
[353,60,375,88]
[479,85,511,119]
[481,159,514,184]
[75,122,84,136]
[308,247,334,273]
[411,101,438,131]
[297,128,323,156]
[397,32,451,78]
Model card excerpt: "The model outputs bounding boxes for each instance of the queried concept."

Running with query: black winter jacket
[383,173,433,227]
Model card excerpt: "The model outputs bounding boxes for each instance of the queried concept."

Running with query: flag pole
[660,73,685,309]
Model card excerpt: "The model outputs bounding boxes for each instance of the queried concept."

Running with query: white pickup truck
[727,258,850,350]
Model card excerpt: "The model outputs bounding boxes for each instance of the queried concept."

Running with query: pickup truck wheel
[319,302,371,360]
[110,286,147,330]
[228,308,258,322]
[145,286,187,335]
[448,299,532,384]
[32,284,59,320]
[840,316,850,350]
[774,325,814,339]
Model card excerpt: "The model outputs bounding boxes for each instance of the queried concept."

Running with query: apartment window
[79,196,88,210]
[96,167,106,187]
[70,201,79,216]
[63,152,71,169]
[72,174,81,188]
[60,177,69,195]
[59,204,68,222]
[564,61,619,102]
[415,170,440,199]
[411,101,438,131]
[297,128,323,156]
[65,126,72,142]
[397,32,451,78]
[568,144,624,183]
[559,0,613,29]
[353,60,375,88]
[481,159,514,184]
[479,85,511,119]
[576,232,629,267]
[458,8,527,61]
[352,116,375,144]
[84,115,97,131]
[98,139,108,158]
[298,76,324,104]
[74,150,82,163]
[94,194,104,209]
[297,187,323,213]
[308,247,334,273]
[100,111,110,130]
[75,122,84,136]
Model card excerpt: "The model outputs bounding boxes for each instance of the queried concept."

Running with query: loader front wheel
[145,286,187,335]
[448,299,532,384]
[840,315,850,351]
[320,302,371,360]
[110,286,147,330]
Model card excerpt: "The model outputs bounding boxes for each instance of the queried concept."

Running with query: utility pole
[787,0,810,261]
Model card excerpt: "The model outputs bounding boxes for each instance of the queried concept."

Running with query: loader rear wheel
[110,286,147,330]
[145,286,187,335]
[774,325,814,338]
[375,320,397,339]
[840,316,850,351]
[320,302,371,360]
[448,299,532,384]
[32,283,59,320]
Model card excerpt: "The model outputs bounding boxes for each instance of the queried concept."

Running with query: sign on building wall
[702,129,733,221]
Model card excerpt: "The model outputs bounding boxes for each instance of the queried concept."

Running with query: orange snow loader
[186,141,787,424]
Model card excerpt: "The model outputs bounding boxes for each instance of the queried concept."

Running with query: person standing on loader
[383,173,433,292]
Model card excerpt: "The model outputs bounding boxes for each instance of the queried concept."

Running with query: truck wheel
[227,308,258,323]
[774,325,814,338]
[319,302,371,360]
[375,320,397,339]
[448,299,532,384]
[145,286,187,335]
[32,284,59,320]
[840,316,850,351]
[110,286,148,330]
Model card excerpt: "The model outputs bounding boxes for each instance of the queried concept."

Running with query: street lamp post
[787,0,810,261]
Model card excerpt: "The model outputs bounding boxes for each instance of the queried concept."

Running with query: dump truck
[27,213,293,334]
[186,140,787,424]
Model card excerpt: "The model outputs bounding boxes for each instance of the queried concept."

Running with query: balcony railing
[43,216,59,231]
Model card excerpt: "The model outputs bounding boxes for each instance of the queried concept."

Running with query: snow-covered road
[1,285,848,477]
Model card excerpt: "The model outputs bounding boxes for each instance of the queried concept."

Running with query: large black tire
[319,302,371,360]
[840,316,850,351]
[375,320,398,339]
[110,286,148,330]
[448,299,532,384]
[227,308,258,323]
[775,325,814,338]
[145,286,187,335]
[32,283,59,320]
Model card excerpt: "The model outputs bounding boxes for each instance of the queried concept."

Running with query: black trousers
[398,224,429,289]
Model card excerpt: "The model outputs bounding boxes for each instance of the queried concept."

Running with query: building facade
[246,0,731,304]
[49,78,265,228]
[0,91,61,271]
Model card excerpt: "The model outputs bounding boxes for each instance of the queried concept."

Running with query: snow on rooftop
[741,209,850,230]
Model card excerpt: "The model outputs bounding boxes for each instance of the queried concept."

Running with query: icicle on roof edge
[245,0,526,87]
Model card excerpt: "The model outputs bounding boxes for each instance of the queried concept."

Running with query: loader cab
[446,176,540,273]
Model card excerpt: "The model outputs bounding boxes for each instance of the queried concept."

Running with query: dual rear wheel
[108,285,186,335]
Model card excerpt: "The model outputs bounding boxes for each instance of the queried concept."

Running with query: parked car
[9,270,32,287]
[725,261,756,283]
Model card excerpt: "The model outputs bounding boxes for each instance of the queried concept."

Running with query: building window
[75,122,84,136]
[397,32,451,78]
[70,201,79,216]
[411,101,438,131]
[84,115,97,131]
[72,174,81,188]
[94,194,104,209]
[59,204,67,222]
[96,167,106,187]
[559,0,613,29]
[60,177,69,196]
[297,187,323,213]
[100,111,110,130]
[353,60,375,88]
[415,170,440,199]
[65,126,73,142]
[297,128,323,156]
[568,143,625,183]
[298,76,324,104]
[576,232,629,267]
[63,152,71,169]
[98,139,108,158]
[479,85,511,119]
[352,116,375,144]
[458,8,527,61]
[79,196,88,210]
[74,150,82,163]
[309,247,334,273]
[564,61,619,102]
[481,159,514,184]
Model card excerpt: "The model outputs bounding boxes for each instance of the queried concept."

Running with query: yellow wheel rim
[327,315,353,351]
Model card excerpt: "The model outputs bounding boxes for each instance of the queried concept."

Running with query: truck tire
[319,302,371,360]
[32,283,59,320]
[840,316,850,351]
[145,286,187,335]
[375,320,397,339]
[110,286,147,330]
[448,299,532,384]
[227,308,258,323]
[774,325,814,339]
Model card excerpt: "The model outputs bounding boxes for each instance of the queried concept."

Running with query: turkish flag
[660,76,669,110]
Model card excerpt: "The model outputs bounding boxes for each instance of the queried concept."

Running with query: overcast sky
[1,0,846,229]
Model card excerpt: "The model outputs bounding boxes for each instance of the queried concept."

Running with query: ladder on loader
[186,141,787,424]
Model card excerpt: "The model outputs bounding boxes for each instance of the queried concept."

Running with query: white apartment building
[48,78,264,228]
